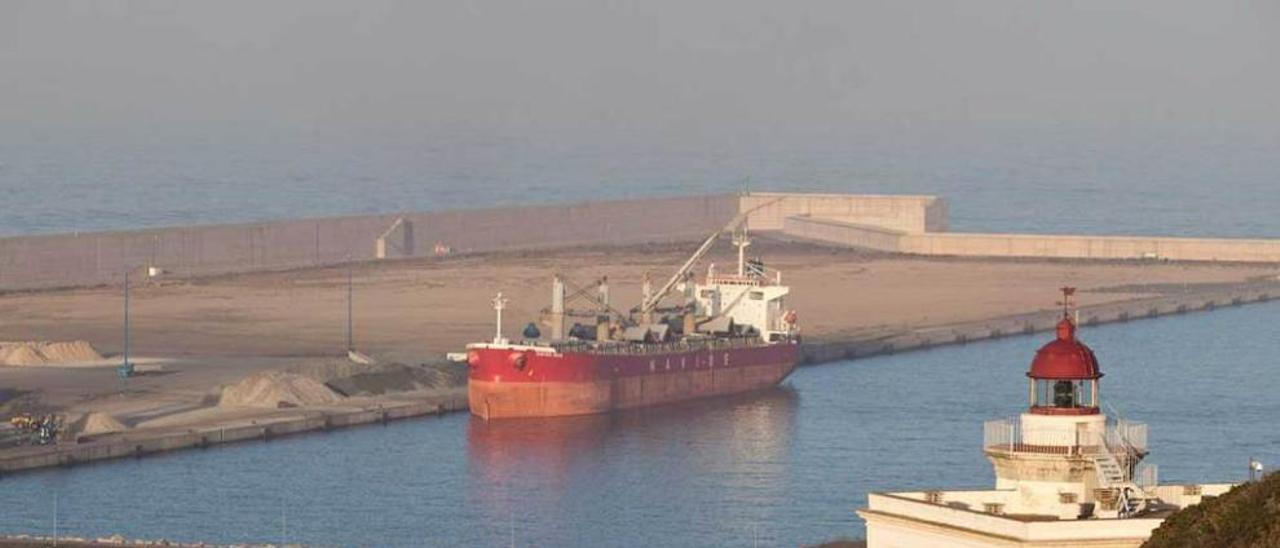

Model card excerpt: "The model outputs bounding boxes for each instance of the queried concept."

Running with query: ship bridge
[693,232,794,342]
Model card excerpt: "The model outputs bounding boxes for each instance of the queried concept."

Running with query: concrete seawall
[0,194,739,291]
[800,283,1279,364]
[0,393,467,476]
[5,191,1275,291]
[783,212,1280,263]
[741,192,948,233]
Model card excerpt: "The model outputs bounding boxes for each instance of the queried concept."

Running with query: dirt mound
[81,413,127,435]
[322,361,467,397]
[424,361,468,389]
[41,341,104,362]
[219,371,344,409]
[0,341,104,366]
[287,358,378,384]
[0,345,44,366]
[66,412,128,437]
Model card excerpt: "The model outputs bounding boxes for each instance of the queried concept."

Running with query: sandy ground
[0,238,1275,434]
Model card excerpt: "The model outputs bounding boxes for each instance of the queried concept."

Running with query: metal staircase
[1090,449,1144,517]
[1091,409,1157,517]
[1092,449,1127,487]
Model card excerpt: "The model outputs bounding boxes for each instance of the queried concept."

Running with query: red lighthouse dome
[1028,318,1102,381]
[1027,288,1101,415]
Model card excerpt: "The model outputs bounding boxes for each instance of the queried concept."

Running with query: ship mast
[734,227,750,277]
[491,292,509,344]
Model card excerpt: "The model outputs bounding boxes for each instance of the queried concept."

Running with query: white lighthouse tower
[858,288,1236,547]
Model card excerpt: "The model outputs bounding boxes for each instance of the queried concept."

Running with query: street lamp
[119,264,162,379]
[119,269,134,379]
[347,262,354,352]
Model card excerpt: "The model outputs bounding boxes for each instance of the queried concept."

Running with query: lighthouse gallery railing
[983,418,1148,456]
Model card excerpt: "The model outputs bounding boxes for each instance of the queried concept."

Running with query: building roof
[1027,317,1103,380]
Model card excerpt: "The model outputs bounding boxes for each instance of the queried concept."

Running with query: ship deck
[471,335,790,356]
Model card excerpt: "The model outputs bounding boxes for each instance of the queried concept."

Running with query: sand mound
[219,371,344,409]
[0,344,45,366]
[0,340,105,366]
[61,412,129,438]
[79,413,128,436]
[41,340,104,362]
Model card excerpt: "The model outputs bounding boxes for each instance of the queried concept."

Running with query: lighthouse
[984,287,1150,520]
[858,288,1236,548]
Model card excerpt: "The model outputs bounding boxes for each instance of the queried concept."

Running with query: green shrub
[1144,471,1280,548]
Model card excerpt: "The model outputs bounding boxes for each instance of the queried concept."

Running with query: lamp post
[346,262,354,352]
[119,265,162,381]
[118,270,134,379]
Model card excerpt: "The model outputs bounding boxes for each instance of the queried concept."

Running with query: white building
[858,300,1233,547]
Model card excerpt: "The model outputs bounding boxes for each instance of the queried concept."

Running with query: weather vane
[1057,286,1077,318]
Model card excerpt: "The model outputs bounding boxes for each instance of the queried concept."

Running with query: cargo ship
[466,218,800,419]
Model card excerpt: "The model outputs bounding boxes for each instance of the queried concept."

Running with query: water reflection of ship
[465,386,800,530]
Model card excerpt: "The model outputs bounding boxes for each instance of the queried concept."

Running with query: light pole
[118,270,134,379]
[346,263,354,352]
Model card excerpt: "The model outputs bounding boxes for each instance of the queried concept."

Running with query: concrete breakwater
[0,194,739,291]
[0,392,467,476]
[7,191,1276,292]
[780,205,1280,263]
[1,283,1274,477]
[800,282,1280,364]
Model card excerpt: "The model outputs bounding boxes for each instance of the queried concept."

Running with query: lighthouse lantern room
[1028,289,1101,416]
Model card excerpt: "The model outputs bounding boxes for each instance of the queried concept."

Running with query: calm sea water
[2,135,1278,238]
[1,300,1276,546]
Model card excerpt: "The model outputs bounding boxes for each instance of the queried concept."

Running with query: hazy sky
[3,0,1278,148]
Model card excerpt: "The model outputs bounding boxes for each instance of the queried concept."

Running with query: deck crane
[635,197,784,319]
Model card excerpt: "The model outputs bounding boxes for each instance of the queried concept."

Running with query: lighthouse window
[749,291,764,300]
[1034,379,1095,409]
[1053,381,1075,407]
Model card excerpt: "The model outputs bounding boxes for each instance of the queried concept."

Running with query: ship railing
[705,275,765,287]
[542,336,771,356]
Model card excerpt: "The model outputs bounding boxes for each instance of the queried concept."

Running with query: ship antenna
[492,292,509,344]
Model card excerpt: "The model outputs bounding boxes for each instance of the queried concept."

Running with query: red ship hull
[467,342,799,419]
